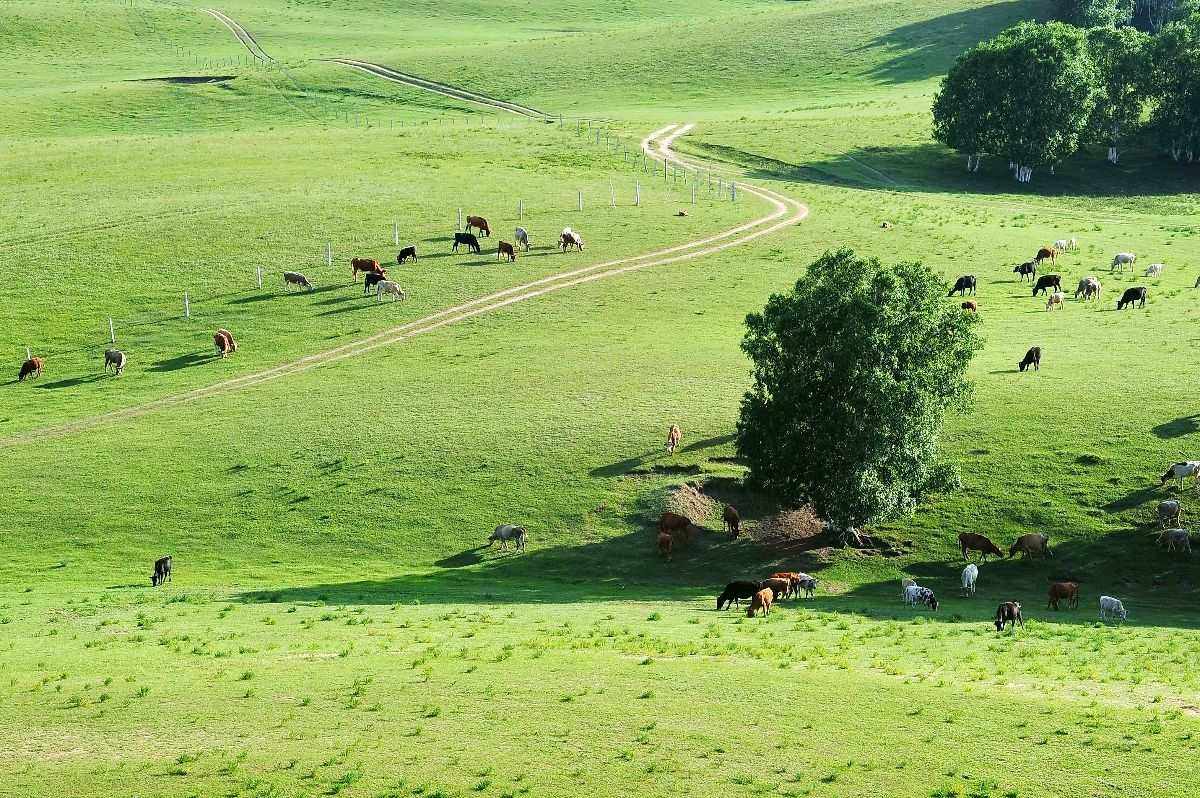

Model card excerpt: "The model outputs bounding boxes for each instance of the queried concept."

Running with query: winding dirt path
[1,125,807,447]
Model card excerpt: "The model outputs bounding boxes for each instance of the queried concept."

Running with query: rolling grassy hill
[3,1,1200,796]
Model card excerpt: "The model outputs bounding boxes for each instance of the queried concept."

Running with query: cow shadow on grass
[36,374,106,389]
[146,351,217,372]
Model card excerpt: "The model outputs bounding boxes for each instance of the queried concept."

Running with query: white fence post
[634,180,640,206]
[256,266,263,289]
[691,183,696,205]
[610,185,616,207]
[108,317,116,344]
[577,190,583,212]
[25,345,31,361]
[393,222,399,246]
[457,208,463,231]
[184,292,190,319]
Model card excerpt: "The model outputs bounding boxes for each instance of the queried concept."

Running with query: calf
[748,587,773,617]
[1018,346,1041,372]
[376,280,406,301]
[453,232,481,253]
[1144,263,1164,278]
[364,270,388,295]
[1013,261,1037,282]
[959,532,1004,561]
[1157,499,1182,528]
[723,504,741,537]
[961,300,978,312]
[514,227,530,251]
[1099,595,1127,622]
[283,271,313,292]
[659,512,698,544]
[666,424,681,454]
[1009,533,1052,559]
[396,246,417,265]
[948,275,976,297]
[497,241,517,262]
[1046,581,1079,610]
[1161,528,1191,553]
[1032,274,1061,296]
[151,555,172,587]
[717,580,761,610]
[1117,286,1147,310]
[994,601,1023,631]
[1045,291,1065,311]
[103,348,126,375]
[657,531,673,560]
[18,357,43,381]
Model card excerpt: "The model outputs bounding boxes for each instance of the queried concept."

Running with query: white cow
[1112,252,1136,271]
[900,577,916,599]
[1161,461,1200,491]
[1099,595,1127,622]
[1074,276,1101,302]
[376,280,406,302]
[1053,239,1069,252]
[1046,291,1066,311]
[1162,528,1192,553]
[1144,263,1164,278]
[488,524,527,553]
[961,563,978,595]
[1157,499,1182,528]
[514,226,530,252]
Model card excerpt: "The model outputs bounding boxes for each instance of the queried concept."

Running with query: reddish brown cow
[351,258,383,282]
[656,532,673,560]
[1035,247,1056,265]
[760,577,790,602]
[214,329,238,358]
[465,215,491,237]
[658,512,698,544]
[723,504,741,537]
[747,588,773,617]
[497,241,516,262]
[959,532,1004,561]
[962,300,978,312]
[1047,581,1079,610]
[18,357,43,381]
[666,424,682,454]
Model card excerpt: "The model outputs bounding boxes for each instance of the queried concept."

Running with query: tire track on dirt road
[1,125,807,448]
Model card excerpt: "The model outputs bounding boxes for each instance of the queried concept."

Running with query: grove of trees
[932,11,1200,180]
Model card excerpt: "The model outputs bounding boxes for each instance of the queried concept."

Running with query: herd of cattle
[14,216,585,382]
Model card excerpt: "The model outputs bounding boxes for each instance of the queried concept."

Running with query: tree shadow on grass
[679,434,735,454]
[1152,415,1200,440]
[146,350,217,372]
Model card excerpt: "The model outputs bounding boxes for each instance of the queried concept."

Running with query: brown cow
[497,241,516,262]
[351,258,383,282]
[666,424,681,453]
[18,357,43,381]
[747,588,773,617]
[959,532,1004,561]
[723,505,741,537]
[994,601,1023,632]
[656,532,673,560]
[961,300,978,312]
[214,329,238,358]
[658,512,698,544]
[1047,581,1079,610]
[769,572,799,598]
[465,216,491,237]
[760,577,790,602]
[1009,533,1052,559]
[1035,247,1056,265]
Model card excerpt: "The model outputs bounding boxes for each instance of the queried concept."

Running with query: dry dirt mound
[749,507,826,547]
[664,482,718,525]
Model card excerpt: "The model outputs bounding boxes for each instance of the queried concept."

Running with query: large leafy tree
[1087,26,1152,164]
[934,22,1099,182]
[1148,11,1200,161]
[1055,0,1134,27]
[735,249,981,545]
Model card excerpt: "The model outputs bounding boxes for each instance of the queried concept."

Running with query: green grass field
[3,1,1200,796]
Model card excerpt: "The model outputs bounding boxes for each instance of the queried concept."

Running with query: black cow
[716,580,761,610]
[397,246,417,265]
[1018,346,1041,372]
[151,555,172,587]
[1032,274,1061,296]
[994,601,1023,632]
[1013,261,1037,282]
[948,275,976,297]
[453,232,480,254]
[364,271,387,295]
[1117,286,1147,310]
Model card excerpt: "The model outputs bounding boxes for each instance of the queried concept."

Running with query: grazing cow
[717,580,761,610]
[1099,595,1127,622]
[364,270,388,295]
[959,532,1004,561]
[497,241,517,262]
[283,271,313,292]
[948,275,976,297]
[1116,286,1147,310]
[760,577,790,602]
[1157,499,1182,528]
[1161,528,1192,553]
[453,232,481,253]
[748,587,773,617]
[658,511,698,544]
[396,246,417,265]
[376,280,406,302]
[1009,533,1052,559]
[1074,277,1101,301]
[723,504,741,537]
[900,577,916,598]
[1047,581,1080,610]
[1162,462,1200,490]
[994,601,1023,631]
[487,524,527,553]
[904,584,938,611]
[351,258,383,282]
[1145,263,1164,278]
[1045,291,1065,311]
[961,563,979,595]
[1032,274,1061,296]
[1035,247,1056,265]
[17,357,43,381]
[961,300,978,312]
[797,576,817,598]
[666,424,681,454]
[151,555,172,587]
[213,329,237,358]
[1053,239,1069,253]
[1111,252,1136,271]
[103,348,126,375]
[465,215,491,237]
[514,227,530,251]
[559,228,584,252]
[657,531,673,560]
[770,572,802,598]
[1018,346,1041,372]
[1013,261,1037,282]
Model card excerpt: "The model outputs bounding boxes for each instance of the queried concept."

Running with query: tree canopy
[735,249,981,542]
